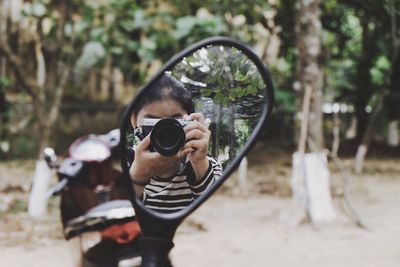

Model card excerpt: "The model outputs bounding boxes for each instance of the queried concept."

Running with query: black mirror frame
[120,36,275,224]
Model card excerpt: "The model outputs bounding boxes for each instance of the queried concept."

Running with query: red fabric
[101,221,141,244]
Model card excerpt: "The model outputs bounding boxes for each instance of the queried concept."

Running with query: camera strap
[154,158,190,180]
[175,156,193,176]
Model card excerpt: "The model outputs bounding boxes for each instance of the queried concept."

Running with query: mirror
[120,40,273,217]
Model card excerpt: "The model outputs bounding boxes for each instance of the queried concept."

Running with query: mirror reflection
[125,45,267,214]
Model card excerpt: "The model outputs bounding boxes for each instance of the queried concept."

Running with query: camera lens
[157,125,180,147]
[150,118,186,156]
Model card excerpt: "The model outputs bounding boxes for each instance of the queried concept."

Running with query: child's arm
[130,134,181,195]
[186,157,223,196]
[182,113,212,182]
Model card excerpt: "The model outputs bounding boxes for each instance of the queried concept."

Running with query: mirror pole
[134,206,180,267]
[140,236,174,267]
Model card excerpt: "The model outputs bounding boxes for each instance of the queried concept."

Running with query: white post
[354,144,368,174]
[286,151,336,225]
[27,159,52,218]
[387,120,399,147]
[304,152,336,223]
[286,152,308,226]
[345,117,357,139]
[238,157,248,188]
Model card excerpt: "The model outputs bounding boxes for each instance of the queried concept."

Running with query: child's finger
[188,113,205,123]
[184,121,208,133]
[183,139,208,151]
[180,147,194,157]
[136,134,151,152]
[186,128,208,141]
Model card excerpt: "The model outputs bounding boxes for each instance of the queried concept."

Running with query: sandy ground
[0,158,399,267]
[172,176,400,267]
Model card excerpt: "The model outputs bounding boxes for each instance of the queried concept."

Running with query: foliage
[170,45,267,159]
[72,0,276,82]
[276,0,400,143]
[1,0,399,158]
[172,46,265,106]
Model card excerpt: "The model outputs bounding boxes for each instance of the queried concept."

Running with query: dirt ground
[0,154,399,267]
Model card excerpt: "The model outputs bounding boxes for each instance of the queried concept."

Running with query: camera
[137,118,192,156]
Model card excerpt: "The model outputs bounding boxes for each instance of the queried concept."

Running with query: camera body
[137,118,192,156]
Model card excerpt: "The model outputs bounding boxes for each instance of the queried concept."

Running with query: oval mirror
[120,37,274,219]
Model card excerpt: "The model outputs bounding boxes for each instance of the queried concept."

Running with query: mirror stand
[140,236,174,267]
[134,207,180,266]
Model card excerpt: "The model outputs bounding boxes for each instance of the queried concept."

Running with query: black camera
[137,118,192,156]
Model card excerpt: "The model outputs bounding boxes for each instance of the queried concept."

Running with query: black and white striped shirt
[142,157,222,213]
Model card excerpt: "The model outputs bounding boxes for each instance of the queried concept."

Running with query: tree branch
[0,41,37,98]
[390,0,400,61]
[48,65,70,128]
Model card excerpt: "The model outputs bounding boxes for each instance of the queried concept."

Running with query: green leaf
[110,46,123,55]
[31,2,47,17]
[174,16,197,39]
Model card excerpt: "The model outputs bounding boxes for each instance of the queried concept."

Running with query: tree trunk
[0,86,10,157]
[353,16,380,142]
[211,104,222,159]
[286,0,335,225]
[228,104,236,161]
[354,0,400,173]
[331,111,341,157]
[354,92,384,173]
[35,66,70,158]
[294,0,325,150]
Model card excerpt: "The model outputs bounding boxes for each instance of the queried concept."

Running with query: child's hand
[182,113,211,180]
[129,135,180,185]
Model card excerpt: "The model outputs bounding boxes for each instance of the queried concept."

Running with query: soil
[0,151,399,267]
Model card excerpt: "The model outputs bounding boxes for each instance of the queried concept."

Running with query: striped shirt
[142,157,223,213]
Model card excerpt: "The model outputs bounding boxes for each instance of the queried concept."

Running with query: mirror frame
[120,36,275,222]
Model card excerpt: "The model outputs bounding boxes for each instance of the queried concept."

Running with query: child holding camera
[129,74,222,213]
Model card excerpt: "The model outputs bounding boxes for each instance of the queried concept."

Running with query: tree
[0,0,100,217]
[287,0,336,225]
[0,1,85,158]
[295,0,325,149]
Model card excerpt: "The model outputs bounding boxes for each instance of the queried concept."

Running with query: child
[129,74,222,213]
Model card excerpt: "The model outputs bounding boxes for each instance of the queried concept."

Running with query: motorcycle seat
[65,200,136,239]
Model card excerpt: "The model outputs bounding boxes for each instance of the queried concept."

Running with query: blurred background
[0,0,399,266]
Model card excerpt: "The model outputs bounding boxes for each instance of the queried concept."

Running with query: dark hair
[132,74,195,116]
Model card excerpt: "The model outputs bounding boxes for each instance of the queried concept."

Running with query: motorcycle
[43,129,142,267]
